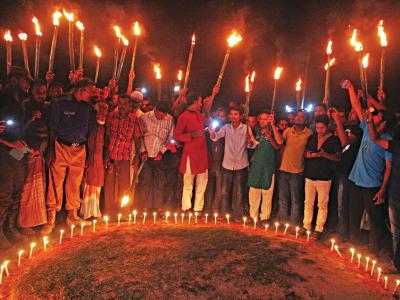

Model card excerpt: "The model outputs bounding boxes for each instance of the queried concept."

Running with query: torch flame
[177,70,183,81]
[274,67,283,80]
[113,25,122,38]
[94,46,101,58]
[227,31,242,48]
[296,78,302,91]
[32,17,42,36]
[378,20,388,47]
[350,29,363,52]
[76,21,84,31]
[245,74,250,93]
[63,9,74,22]
[122,36,129,46]
[324,58,336,70]
[362,53,369,68]
[154,64,162,80]
[4,30,12,42]
[191,33,196,45]
[18,33,27,41]
[326,40,332,55]
[133,21,141,36]
[121,195,129,207]
[53,11,62,26]
[250,70,255,83]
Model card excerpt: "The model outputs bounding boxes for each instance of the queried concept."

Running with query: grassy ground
[1,224,391,299]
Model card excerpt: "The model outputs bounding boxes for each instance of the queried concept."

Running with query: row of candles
[1,209,399,296]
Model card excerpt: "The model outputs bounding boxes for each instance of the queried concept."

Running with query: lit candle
[153,212,157,224]
[32,17,42,79]
[377,267,382,282]
[174,212,178,224]
[128,214,132,225]
[18,250,24,267]
[43,236,48,251]
[357,253,362,268]
[48,11,62,73]
[0,265,4,284]
[2,261,9,276]
[3,30,12,75]
[214,213,218,225]
[275,222,279,235]
[63,9,75,71]
[295,226,299,239]
[194,212,198,224]
[265,224,269,231]
[80,223,85,235]
[205,213,208,224]
[153,64,162,101]
[116,36,129,83]
[226,214,230,225]
[92,220,97,232]
[384,276,388,289]
[270,67,283,113]
[133,210,137,224]
[243,217,247,229]
[70,224,75,238]
[112,25,121,81]
[365,257,370,272]
[370,260,376,277]
[121,195,129,208]
[377,20,387,91]
[350,248,355,263]
[76,21,84,69]
[393,279,400,295]
[188,213,192,224]
[143,212,147,224]
[29,242,36,259]
[253,218,257,230]
[216,31,242,88]
[118,213,122,227]
[181,213,185,224]
[183,33,196,89]
[306,231,310,242]
[330,239,335,252]
[59,229,64,244]
[164,211,170,223]
[94,46,101,84]
[18,33,30,76]
[334,245,342,257]
[284,223,289,235]
[104,216,109,229]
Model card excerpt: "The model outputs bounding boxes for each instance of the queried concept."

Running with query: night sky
[1,0,400,113]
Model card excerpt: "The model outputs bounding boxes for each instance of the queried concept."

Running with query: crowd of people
[0,66,399,274]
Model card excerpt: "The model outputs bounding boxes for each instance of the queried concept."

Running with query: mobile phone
[0,119,15,126]
[340,80,349,89]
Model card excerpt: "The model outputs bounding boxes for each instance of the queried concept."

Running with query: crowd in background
[0,66,399,275]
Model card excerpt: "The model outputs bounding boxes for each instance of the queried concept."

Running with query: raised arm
[331,108,349,147]
[365,110,389,150]
[341,80,362,121]
[271,116,284,145]
[202,85,219,116]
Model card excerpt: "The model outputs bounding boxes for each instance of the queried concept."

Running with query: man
[174,89,218,213]
[209,106,256,221]
[0,67,30,248]
[138,101,174,213]
[248,112,279,225]
[47,82,64,104]
[278,117,289,133]
[42,79,97,234]
[272,111,313,226]
[104,94,139,218]
[343,80,393,256]
[247,115,257,131]
[303,115,341,239]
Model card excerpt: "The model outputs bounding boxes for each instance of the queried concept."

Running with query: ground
[0,223,393,299]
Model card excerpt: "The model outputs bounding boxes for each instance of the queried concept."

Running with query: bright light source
[285,105,293,113]
[305,104,314,113]
[140,87,147,94]
[173,85,180,93]
[211,120,220,129]
[6,119,14,126]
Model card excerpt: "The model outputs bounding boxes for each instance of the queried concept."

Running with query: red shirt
[106,111,139,161]
[174,110,209,174]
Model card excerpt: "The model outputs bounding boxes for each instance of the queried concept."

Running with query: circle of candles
[104,216,109,229]
[92,220,97,233]
[370,260,376,277]
[153,212,157,224]
[18,250,24,267]
[306,231,311,242]
[29,242,36,259]
[214,213,218,225]
[70,224,75,238]
[365,257,370,272]
[128,214,132,225]
[350,248,355,263]
[181,213,184,224]
[118,213,123,226]
[194,212,198,223]
[143,212,147,224]
[133,210,137,224]
[188,213,192,224]
[275,222,279,234]
[243,217,247,229]
[357,253,362,268]
[330,239,335,251]
[253,218,257,230]
[295,226,299,239]
[377,267,382,282]
[166,211,170,223]
[80,223,85,235]
[174,212,178,224]
[226,214,230,224]
[59,229,64,244]
[43,236,49,251]
[283,223,289,235]
[205,213,208,224]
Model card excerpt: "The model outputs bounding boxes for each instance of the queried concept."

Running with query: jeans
[221,168,248,217]
[204,165,223,213]
[277,171,303,226]
[389,195,400,271]
[336,173,351,239]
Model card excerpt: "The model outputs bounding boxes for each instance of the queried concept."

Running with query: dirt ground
[0,223,394,299]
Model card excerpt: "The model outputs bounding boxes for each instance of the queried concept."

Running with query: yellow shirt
[279,126,313,174]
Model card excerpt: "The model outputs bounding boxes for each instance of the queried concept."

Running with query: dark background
[1,0,400,113]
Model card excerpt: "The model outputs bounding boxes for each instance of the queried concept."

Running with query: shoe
[6,211,28,243]
[312,231,324,240]
[19,227,37,236]
[66,209,92,227]
[40,210,56,235]
[0,208,13,251]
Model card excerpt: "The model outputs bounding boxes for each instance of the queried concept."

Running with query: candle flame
[53,11,62,26]
[32,17,42,36]
[18,33,27,41]
[133,21,141,36]
[296,78,302,91]
[245,74,250,93]
[154,64,161,79]
[250,70,255,83]
[350,29,363,52]
[113,25,122,38]
[326,40,332,55]
[324,58,336,70]
[227,31,242,48]
[4,30,12,42]
[94,46,102,58]
[122,36,129,46]
[121,195,129,207]
[177,69,183,81]
[63,9,74,22]
[274,67,283,80]
[76,21,84,31]
[362,53,369,68]
[377,20,388,47]
[191,33,196,45]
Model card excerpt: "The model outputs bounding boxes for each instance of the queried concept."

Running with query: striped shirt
[106,111,139,161]
[140,111,175,158]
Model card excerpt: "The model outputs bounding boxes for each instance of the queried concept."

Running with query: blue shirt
[388,141,400,199]
[349,120,392,188]
[50,96,97,144]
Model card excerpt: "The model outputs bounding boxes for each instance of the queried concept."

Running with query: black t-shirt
[305,134,341,181]
[0,86,25,142]
[337,124,363,175]
[389,141,400,199]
